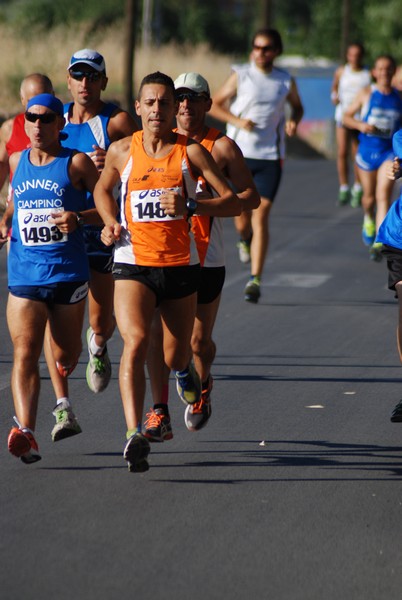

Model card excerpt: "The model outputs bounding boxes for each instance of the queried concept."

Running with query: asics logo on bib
[138,187,179,200]
[139,189,162,199]
[23,213,51,224]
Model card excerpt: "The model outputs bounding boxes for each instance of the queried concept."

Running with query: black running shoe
[391,399,402,422]
[123,432,150,472]
[244,278,261,303]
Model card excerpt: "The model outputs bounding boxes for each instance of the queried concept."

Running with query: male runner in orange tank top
[94,71,243,473]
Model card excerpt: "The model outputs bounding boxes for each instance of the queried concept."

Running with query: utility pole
[340,0,350,61]
[261,0,273,28]
[142,0,153,49]
[123,0,136,116]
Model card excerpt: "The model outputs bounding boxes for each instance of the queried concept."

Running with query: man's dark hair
[374,54,397,72]
[348,42,365,55]
[138,71,175,99]
[252,28,283,55]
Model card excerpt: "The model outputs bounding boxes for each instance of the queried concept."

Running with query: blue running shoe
[362,218,376,246]
[369,242,383,262]
[175,362,201,405]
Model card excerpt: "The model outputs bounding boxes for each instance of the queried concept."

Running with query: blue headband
[26,94,64,117]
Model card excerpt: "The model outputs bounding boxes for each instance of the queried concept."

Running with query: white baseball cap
[174,72,210,96]
[68,49,106,73]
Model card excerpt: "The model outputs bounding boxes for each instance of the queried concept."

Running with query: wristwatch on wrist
[186,198,198,218]
[75,212,85,227]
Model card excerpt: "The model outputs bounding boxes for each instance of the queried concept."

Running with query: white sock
[56,397,70,407]
[89,331,105,356]
[352,183,362,192]
[340,184,349,192]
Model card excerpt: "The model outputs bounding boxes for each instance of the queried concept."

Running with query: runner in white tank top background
[210,28,303,304]
[331,43,372,207]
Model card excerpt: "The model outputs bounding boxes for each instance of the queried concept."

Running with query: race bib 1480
[130,187,183,222]
[18,207,67,246]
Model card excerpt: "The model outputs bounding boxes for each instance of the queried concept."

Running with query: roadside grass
[0,23,236,116]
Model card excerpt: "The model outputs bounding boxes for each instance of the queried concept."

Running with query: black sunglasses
[25,111,58,124]
[176,92,208,103]
[69,70,103,82]
[253,44,276,52]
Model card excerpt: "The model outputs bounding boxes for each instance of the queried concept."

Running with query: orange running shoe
[143,408,173,442]
[56,360,78,377]
[8,427,41,464]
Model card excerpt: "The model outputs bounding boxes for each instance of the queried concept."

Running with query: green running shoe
[350,187,363,208]
[51,400,82,442]
[237,239,251,263]
[86,326,112,393]
[338,188,350,205]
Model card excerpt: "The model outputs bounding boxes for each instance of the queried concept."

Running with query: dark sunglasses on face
[25,111,58,124]
[69,70,103,82]
[253,44,276,52]
[176,92,208,103]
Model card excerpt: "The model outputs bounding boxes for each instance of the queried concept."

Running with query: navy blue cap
[26,94,64,117]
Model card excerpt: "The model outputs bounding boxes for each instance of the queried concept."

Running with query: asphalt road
[1,158,402,600]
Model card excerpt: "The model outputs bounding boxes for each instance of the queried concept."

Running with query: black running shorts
[113,263,201,305]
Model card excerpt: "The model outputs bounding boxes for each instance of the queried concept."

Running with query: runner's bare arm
[285,78,304,136]
[187,142,242,216]
[108,109,139,142]
[213,136,260,211]
[209,72,256,132]
[343,87,374,133]
[89,110,138,172]
[93,139,130,243]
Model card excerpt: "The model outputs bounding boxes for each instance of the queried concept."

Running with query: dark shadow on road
[37,439,402,480]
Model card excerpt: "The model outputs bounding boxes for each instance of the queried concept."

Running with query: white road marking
[266,273,330,288]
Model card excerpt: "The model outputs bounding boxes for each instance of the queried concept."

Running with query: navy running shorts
[9,280,89,305]
[85,227,114,274]
[245,158,282,202]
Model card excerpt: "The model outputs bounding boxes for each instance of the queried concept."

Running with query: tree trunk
[123,0,136,116]
[340,0,350,62]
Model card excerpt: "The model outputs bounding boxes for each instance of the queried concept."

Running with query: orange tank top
[191,127,221,266]
[115,131,199,267]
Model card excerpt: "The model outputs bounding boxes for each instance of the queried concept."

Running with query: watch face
[187,199,197,211]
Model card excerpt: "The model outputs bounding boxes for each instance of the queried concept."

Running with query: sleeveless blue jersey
[61,102,118,258]
[62,102,117,156]
[377,128,402,249]
[61,101,117,209]
[358,86,402,155]
[9,148,89,286]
